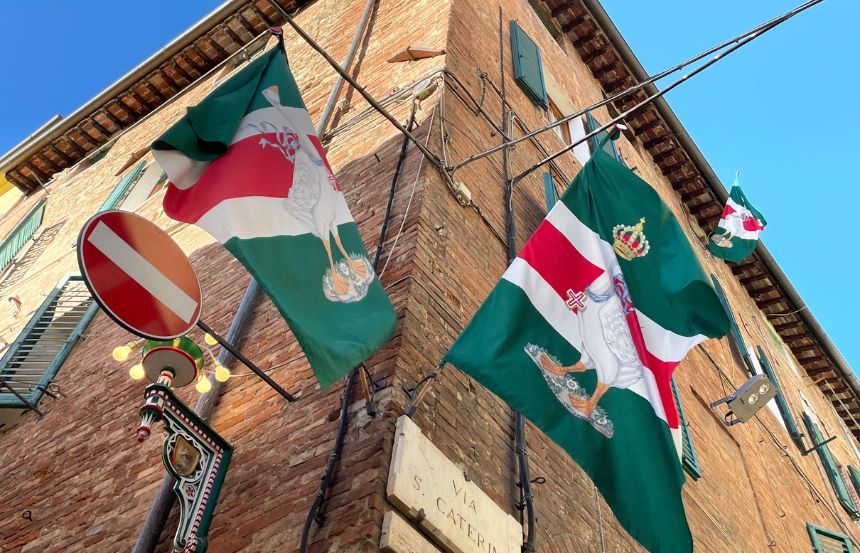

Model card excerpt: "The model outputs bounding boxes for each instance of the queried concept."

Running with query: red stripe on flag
[643,349,681,429]
[163,133,295,223]
[622,300,680,429]
[518,220,604,302]
[720,203,736,219]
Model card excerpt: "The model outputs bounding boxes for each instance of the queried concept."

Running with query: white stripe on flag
[635,310,708,363]
[196,193,355,243]
[88,222,199,323]
[503,258,665,423]
[503,257,583,349]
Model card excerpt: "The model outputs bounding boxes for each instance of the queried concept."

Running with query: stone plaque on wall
[380,511,441,553]
[386,416,521,553]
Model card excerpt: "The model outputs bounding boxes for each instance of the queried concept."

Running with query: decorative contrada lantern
[127,335,233,553]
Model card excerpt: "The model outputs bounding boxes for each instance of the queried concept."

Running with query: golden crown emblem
[612,217,650,261]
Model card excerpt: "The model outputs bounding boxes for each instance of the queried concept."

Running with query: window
[802,412,860,519]
[584,112,624,165]
[756,346,805,449]
[710,275,756,375]
[807,523,856,553]
[0,275,97,425]
[0,199,46,274]
[544,94,590,166]
[671,378,701,479]
[510,21,548,109]
[119,164,166,212]
[547,99,571,144]
[527,0,560,38]
[99,160,147,212]
[542,172,558,210]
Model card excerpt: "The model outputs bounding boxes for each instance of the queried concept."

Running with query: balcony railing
[0,199,46,273]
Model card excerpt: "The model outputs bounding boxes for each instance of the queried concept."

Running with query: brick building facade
[0,0,858,551]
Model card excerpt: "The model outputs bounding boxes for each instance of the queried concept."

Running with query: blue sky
[0,1,856,371]
[600,0,860,372]
[0,0,220,153]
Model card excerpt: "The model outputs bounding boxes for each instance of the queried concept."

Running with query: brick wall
[0,0,857,552]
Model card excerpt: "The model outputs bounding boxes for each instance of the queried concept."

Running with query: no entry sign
[77,211,202,340]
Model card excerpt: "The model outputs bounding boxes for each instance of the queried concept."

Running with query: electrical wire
[446,0,824,175]
[380,105,438,277]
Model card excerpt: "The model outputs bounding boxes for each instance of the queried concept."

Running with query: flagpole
[197,320,299,401]
[507,0,822,186]
[265,0,444,171]
[446,0,823,175]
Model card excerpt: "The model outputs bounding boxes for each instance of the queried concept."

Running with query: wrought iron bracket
[138,381,233,553]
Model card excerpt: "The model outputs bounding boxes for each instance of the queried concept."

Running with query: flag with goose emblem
[151,46,395,387]
[444,149,730,553]
[708,176,766,262]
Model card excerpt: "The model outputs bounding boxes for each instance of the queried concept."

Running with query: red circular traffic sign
[77,211,202,340]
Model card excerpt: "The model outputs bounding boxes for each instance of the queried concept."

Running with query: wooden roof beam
[87,118,112,139]
[773,320,802,332]
[740,273,770,286]
[36,152,61,172]
[757,296,788,309]
[100,107,127,128]
[249,3,276,26]
[50,145,74,164]
[237,10,264,35]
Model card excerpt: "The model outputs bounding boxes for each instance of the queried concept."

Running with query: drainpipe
[581,0,860,402]
[316,0,377,138]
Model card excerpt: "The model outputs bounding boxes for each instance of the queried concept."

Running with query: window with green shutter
[510,21,548,109]
[584,112,624,164]
[807,523,856,553]
[542,172,558,211]
[98,160,146,212]
[710,275,755,375]
[0,275,98,421]
[0,200,46,273]
[757,345,805,449]
[802,412,860,519]
[671,378,701,479]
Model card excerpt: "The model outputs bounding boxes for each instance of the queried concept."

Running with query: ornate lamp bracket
[138,370,233,553]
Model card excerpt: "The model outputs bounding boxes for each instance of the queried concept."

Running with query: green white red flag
[151,47,395,387]
[444,149,729,552]
[708,177,766,262]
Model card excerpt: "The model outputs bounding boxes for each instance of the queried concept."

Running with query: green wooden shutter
[802,412,860,519]
[542,172,558,210]
[757,346,805,448]
[807,523,856,553]
[584,112,623,163]
[710,275,755,375]
[850,466,860,499]
[671,378,701,479]
[98,161,146,212]
[0,200,46,272]
[0,275,98,410]
[510,21,548,109]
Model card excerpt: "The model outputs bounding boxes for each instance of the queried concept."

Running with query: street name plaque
[387,416,521,553]
[380,511,441,553]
